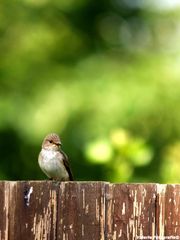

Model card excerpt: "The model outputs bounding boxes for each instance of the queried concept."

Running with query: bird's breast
[41,149,57,159]
[39,149,69,180]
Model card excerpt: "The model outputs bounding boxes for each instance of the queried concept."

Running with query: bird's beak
[56,143,62,147]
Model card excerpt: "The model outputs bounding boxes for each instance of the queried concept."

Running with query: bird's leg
[54,180,61,187]
[49,177,61,186]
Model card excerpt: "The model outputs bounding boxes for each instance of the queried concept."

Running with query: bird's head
[42,133,62,151]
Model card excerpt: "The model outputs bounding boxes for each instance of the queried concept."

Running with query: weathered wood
[165,185,180,236]
[8,181,59,240]
[57,182,106,240]
[105,184,156,239]
[0,182,9,240]
[0,182,180,240]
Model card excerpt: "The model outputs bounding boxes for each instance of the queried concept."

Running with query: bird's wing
[60,150,74,181]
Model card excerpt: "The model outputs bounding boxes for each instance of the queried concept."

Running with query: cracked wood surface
[0,182,180,240]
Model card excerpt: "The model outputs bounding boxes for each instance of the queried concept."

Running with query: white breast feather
[39,149,68,180]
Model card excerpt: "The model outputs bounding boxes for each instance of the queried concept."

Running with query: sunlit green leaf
[85,139,113,164]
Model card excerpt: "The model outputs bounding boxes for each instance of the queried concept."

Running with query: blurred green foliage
[1,0,180,182]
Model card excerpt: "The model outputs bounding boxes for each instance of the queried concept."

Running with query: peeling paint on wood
[0,182,180,239]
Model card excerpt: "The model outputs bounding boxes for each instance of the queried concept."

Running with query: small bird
[38,133,73,181]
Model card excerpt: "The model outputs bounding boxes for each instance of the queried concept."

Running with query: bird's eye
[49,140,53,143]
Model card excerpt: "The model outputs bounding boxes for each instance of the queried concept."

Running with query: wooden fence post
[0,181,180,240]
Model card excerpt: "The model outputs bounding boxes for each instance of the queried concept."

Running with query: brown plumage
[38,133,73,181]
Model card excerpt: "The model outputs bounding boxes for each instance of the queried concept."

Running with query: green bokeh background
[1,0,180,182]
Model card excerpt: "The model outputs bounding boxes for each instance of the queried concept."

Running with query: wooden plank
[1,182,180,239]
[0,182,9,240]
[155,184,166,237]
[57,182,107,240]
[165,184,180,237]
[8,181,59,240]
[105,183,157,240]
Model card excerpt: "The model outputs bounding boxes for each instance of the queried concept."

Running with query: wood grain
[57,182,106,240]
[0,182,180,240]
[105,183,156,239]
[8,181,59,240]
[0,182,9,240]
